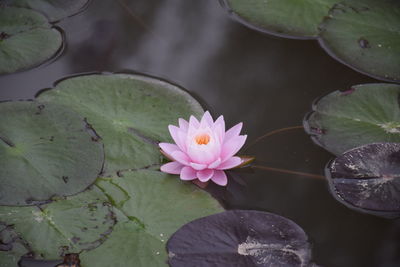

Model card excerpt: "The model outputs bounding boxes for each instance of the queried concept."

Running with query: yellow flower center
[195,133,210,145]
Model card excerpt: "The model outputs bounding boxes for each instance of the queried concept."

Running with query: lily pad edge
[324,143,400,219]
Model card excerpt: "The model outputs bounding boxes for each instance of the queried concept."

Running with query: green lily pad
[0,226,30,267]
[326,143,400,218]
[0,101,104,206]
[222,0,338,38]
[0,7,62,74]
[4,0,90,22]
[318,0,400,82]
[0,187,116,265]
[304,83,400,155]
[37,73,204,176]
[80,170,224,266]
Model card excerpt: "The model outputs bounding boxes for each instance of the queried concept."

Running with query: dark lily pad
[0,187,116,265]
[326,143,400,218]
[3,0,90,22]
[0,101,104,206]
[318,0,400,82]
[80,170,224,266]
[0,7,62,74]
[37,73,204,176]
[167,210,314,267]
[304,83,400,155]
[222,0,338,39]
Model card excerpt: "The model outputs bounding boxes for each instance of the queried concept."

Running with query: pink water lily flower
[159,111,247,186]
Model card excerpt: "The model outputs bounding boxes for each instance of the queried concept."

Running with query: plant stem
[252,164,324,180]
[245,125,304,151]
[116,0,164,43]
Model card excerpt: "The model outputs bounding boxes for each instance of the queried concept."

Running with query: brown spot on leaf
[56,253,81,267]
[358,38,371,49]
[0,32,10,41]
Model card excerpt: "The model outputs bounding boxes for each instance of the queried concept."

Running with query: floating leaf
[0,7,62,74]
[37,73,204,176]
[0,226,30,267]
[0,101,104,206]
[326,143,400,218]
[318,0,400,82]
[80,170,224,266]
[4,0,89,22]
[222,0,338,38]
[0,187,116,263]
[167,210,314,266]
[304,83,400,155]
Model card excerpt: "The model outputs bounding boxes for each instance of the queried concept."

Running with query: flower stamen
[195,133,210,145]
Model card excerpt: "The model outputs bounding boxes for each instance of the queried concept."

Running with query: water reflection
[0,1,395,267]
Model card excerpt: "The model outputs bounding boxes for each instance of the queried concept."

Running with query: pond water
[0,1,398,266]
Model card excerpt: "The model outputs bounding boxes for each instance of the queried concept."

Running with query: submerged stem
[252,165,324,180]
[245,125,304,151]
[116,0,164,43]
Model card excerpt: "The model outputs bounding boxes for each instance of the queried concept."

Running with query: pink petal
[159,143,179,157]
[168,125,186,151]
[224,122,243,142]
[189,115,200,129]
[171,151,190,165]
[187,146,219,165]
[160,162,184,174]
[178,118,189,132]
[211,170,228,186]
[200,111,214,127]
[221,135,247,161]
[213,115,225,143]
[208,158,221,169]
[190,162,207,170]
[197,169,214,182]
[180,166,197,180]
[217,156,242,170]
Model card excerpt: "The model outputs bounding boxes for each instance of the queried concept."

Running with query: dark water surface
[0,1,398,266]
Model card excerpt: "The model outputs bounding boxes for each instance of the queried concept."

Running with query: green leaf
[80,170,224,267]
[0,226,30,267]
[37,73,204,176]
[0,101,104,206]
[304,83,400,155]
[0,187,116,261]
[223,0,338,38]
[4,0,89,22]
[0,7,62,74]
[319,0,400,82]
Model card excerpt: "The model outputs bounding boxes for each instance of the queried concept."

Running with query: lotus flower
[159,111,247,186]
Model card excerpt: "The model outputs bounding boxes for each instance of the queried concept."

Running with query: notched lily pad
[326,143,400,218]
[318,0,400,82]
[304,83,400,155]
[0,187,116,261]
[37,73,204,175]
[167,210,314,267]
[0,101,104,206]
[222,0,338,38]
[80,170,224,266]
[4,0,90,22]
[0,7,62,74]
